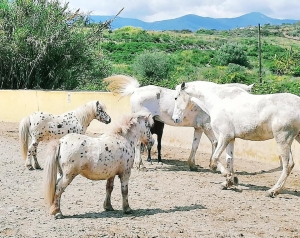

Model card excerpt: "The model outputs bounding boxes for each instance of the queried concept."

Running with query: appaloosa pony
[43,111,154,219]
[172,81,300,197]
[103,75,253,170]
[19,100,111,170]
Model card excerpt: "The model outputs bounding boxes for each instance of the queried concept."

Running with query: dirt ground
[1,122,300,238]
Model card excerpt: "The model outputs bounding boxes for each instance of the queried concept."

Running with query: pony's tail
[43,141,60,212]
[19,116,30,160]
[103,75,140,97]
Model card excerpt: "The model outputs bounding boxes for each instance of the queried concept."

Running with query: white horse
[43,112,154,219]
[19,100,111,170]
[103,75,253,171]
[172,81,300,197]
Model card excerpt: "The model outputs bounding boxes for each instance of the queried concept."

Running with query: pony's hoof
[266,190,277,198]
[34,165,43,170]
[104,206,114,211]
[54,212,64,219]
[189,166,198,172]
[209,164,217,172]
[233,176,239,185]
[27,165,34,171]
[221,181,229,190]
[123,208,133,214]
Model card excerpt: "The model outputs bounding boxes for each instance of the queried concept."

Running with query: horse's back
[58,133,134,180]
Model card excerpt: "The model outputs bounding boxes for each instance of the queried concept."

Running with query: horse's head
[135,112,155,147]
[172,82,192,124]
[94,101,111,124]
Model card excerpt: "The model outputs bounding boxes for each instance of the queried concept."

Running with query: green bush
[132,50,174,84]
[0,0,111,89]
[214,42,250,67]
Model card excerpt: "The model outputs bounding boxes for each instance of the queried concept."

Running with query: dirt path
[0,122,300,238]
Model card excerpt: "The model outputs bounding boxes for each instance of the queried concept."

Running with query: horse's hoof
[34,166,43,170]
[221,181,229,190]
[104,205,114,211]
[54,212,64,219]
[123,208,133,214]
[266,190,277,198]
[147,158,152,163]
[209,164,217,172]
[189,166,198,172]
[233,176,239,185]
[27,166,34,171]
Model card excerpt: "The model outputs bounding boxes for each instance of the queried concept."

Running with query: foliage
[213,42,250,67]
[132,50,174,84]
[0,0,112,89]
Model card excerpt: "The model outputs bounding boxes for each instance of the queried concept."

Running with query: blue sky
[66,0,300,21]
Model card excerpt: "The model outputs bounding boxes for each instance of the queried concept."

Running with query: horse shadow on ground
[226,182,300,197]
[147,158,283,176]
[146,158,212,173]
[64,204,206,219]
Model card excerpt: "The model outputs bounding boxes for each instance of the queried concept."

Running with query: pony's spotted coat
[19,100,111,170]
[43,112,154,219]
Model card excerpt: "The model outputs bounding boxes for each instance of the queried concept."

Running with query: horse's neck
[122,128,140,148]
[74,106,94,127]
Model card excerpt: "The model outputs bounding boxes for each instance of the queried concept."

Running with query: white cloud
[66,0,300,21]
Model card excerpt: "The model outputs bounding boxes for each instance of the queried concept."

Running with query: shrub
[0,0,112,89]
[214,42,250,67]
[132,50,174,84]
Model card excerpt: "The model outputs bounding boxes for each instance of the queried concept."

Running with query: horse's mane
[103,75,140,97]
[74,101,106,125]
[112,111,153,136]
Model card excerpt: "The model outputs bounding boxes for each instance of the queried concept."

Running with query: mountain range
[90,12,299,31]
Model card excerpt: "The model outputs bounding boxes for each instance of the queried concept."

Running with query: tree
[0,0,114,89]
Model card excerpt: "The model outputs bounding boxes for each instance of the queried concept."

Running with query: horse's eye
[175,97,177,100]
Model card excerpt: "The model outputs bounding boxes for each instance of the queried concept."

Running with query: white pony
[19,100,111,170]
[172,81,300,197]
[103,75,253,170]
[43,112,154,219]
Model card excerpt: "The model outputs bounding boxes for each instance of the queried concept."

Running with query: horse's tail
[43,141,60,211]
[19,116,31,160]
[103,75,140,97]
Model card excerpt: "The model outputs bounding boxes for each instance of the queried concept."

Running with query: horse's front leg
[133,143,144,169]
[187,128,203,171]
[221,140,238,189]
[267,141,294,197]
[119,171,132,214]
[103,177,115,211]
[209,135,230,176]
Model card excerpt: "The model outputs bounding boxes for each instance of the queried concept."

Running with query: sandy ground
[0,121,300,238]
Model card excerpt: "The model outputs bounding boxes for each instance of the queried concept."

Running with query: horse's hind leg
[187,128,203,171]
[50,173,75,219]
[26,140,42,170]
[119,171,132,214]
[103,177,115,211]
[203,125,218,166]
[267,134,295,197]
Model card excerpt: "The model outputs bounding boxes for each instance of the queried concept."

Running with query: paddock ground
[0,121,300,238]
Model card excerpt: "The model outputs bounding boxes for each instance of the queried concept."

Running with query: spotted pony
[19,100,111,170]
[43,111,154,219]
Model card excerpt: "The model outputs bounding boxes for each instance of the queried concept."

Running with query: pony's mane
[103,75,140,96]
[74,101,105,124]
[112,111,153,136]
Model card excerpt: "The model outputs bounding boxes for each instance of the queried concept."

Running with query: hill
[90,12,299,31]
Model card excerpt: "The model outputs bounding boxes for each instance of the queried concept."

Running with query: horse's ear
[181,82,186,90]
